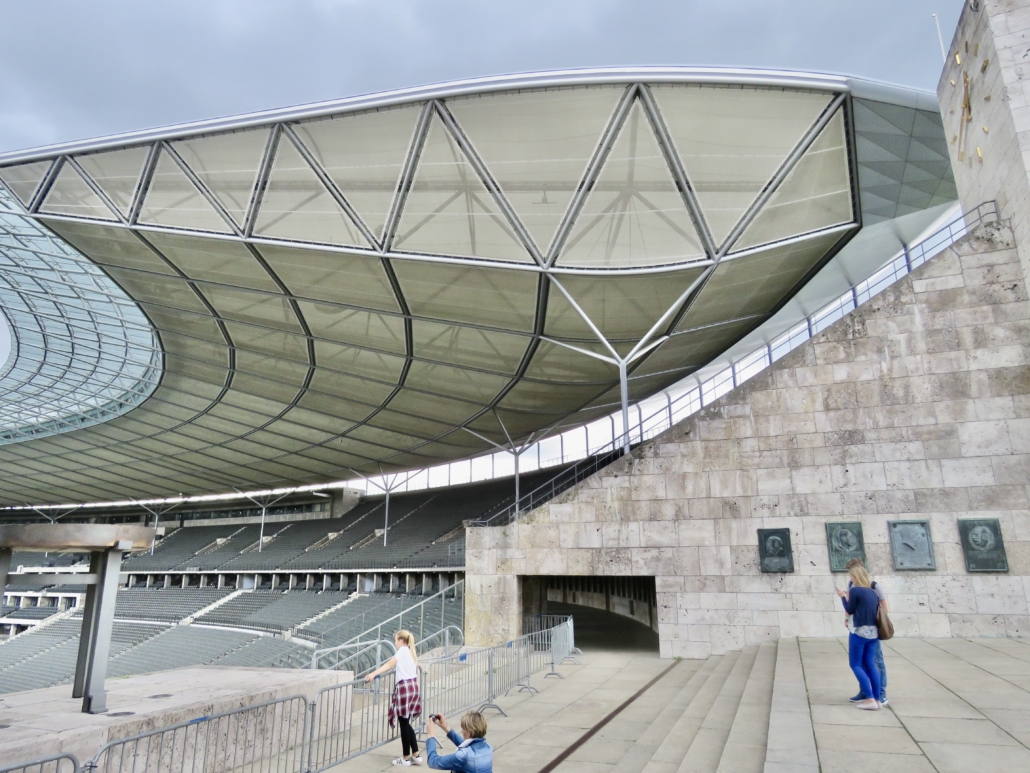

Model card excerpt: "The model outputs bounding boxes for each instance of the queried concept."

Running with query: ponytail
[396,629,417,666]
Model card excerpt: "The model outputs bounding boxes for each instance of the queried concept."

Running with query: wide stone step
[608,655,722,773]
[715,641,776,773]
[641,651,740,773]
[678,645,759,773]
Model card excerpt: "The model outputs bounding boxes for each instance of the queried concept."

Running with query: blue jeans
[874,640,887,700]
[848,633,882,702]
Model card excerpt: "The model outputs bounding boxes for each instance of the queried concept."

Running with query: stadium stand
[122,523,241,572]
[107,587,233,622]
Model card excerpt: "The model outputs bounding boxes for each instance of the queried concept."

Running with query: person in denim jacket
[425,711,493,772]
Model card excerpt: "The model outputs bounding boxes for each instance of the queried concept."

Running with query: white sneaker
[410,756,424,766]
[392,758,412,767]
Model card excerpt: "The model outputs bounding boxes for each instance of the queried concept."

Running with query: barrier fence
[0,756,80,773]
[8,619,574,773]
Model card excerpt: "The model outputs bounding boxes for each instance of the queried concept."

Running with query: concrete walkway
[804,636,1030,773]
[331,637,1030,773]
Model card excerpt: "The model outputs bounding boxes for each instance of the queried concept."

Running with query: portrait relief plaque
[826,522,866,572]
[958,518,1008,572]
[757,528,794,573]
[887,520,936,570]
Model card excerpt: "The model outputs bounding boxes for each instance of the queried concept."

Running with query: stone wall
[465,221,1030,656]
[940,0,1030,291]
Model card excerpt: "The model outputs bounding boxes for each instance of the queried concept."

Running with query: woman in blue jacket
[425,711,493,772]
[836,564,882,711]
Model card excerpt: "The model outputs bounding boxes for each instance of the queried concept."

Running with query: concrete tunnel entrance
[521,575,659,652]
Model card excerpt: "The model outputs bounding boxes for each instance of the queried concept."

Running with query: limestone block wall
[941,0,1030,290]
[465,221,1030,656]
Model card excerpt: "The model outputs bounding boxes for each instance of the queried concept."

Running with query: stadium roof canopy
[0,67,957,505]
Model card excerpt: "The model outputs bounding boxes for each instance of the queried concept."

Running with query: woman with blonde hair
[835,564,882,711]
[366,629,423,766]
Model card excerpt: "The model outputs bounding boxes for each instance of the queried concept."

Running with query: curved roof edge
[0,66,938,164]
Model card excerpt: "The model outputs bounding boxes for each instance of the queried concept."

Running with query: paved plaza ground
[335,636,1030,773]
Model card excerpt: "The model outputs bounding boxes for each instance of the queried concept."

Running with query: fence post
[477,647,507,716]
[545,628,564,679]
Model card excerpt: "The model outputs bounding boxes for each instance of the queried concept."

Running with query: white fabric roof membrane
[0,69,955,505]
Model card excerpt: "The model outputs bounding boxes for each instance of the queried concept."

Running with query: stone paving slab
[801,637,1030,773]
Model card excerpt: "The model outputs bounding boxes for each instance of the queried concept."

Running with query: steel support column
[618,360,630,453]
[73,541,129,714]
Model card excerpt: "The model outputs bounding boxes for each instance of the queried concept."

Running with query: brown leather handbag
[876,604,894,641]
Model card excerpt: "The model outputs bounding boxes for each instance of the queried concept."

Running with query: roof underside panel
[0,72,955,504]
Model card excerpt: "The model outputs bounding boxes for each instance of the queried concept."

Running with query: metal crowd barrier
[3,619,575,773]
[87,695,310,773]
[0,755,81,773]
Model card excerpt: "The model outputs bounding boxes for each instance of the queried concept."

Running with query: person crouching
[425,711,493,772]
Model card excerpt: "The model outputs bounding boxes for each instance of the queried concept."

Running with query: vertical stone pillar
[940,0,1030,288]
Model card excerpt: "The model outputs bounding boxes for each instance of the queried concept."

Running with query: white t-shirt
[394,645,417,681]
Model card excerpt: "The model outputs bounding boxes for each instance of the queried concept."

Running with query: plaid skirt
[388,677,421,727]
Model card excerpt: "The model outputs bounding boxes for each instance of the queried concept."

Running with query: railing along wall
[306,580,463,658]
[470,201,999,527]
[0,755,81,773]
[3,618,574,773]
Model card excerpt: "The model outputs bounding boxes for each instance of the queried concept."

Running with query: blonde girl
[366,630,422,766]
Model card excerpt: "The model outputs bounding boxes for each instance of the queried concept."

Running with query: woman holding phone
[835,563,882,711]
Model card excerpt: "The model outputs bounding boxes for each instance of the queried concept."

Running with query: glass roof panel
[447,86,622,255]
[393,259,538,331]
[75,147,149,218]
[411,320,527,374]
[387,388,481,426]
[255,243,397,310]
[634,316,757,376]
[44,219,178,275]
[221,322,309,360]
[144,230,281,292]
[39,162,118,221]
[293,104,421,244]
[499,380,603,414]
[138,147,234,234]
[404,360,508,405]
[200,285,303,331]
[312,340,405,383]
[253,134,371,248]
[653,85,832,248]
[296,300,407,354]
[545,266,705,341]
[732,108,852,252]
[393,113,533,263]
[558,101,706,268]
[102,267,212,314]
[523,340,614,383]
[679,230,842,330]
[172,128,269,228]
[0,160,53,208]
[308,369,393,406]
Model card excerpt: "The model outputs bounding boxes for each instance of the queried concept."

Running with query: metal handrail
[0,754,80,773]
[470,201,999,528]
[310,638,396,670]
[315,580,463,648]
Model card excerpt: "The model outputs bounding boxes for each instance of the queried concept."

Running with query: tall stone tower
[940,0,1030,286]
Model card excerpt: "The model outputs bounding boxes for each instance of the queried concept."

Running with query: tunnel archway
[521,575,659,652]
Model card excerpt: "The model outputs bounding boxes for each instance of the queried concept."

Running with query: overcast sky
[0,0,966,368]
[0,0,963,154]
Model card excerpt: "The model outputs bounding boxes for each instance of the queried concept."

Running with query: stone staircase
[588,641,798,773]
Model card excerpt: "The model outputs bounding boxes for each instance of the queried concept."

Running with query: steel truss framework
[0,70,956,505]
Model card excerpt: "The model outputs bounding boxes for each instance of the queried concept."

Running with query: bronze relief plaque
[958,518,1008,572]
[888,520,936,571]
[758,528,794,573]
[826,522,866,572]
